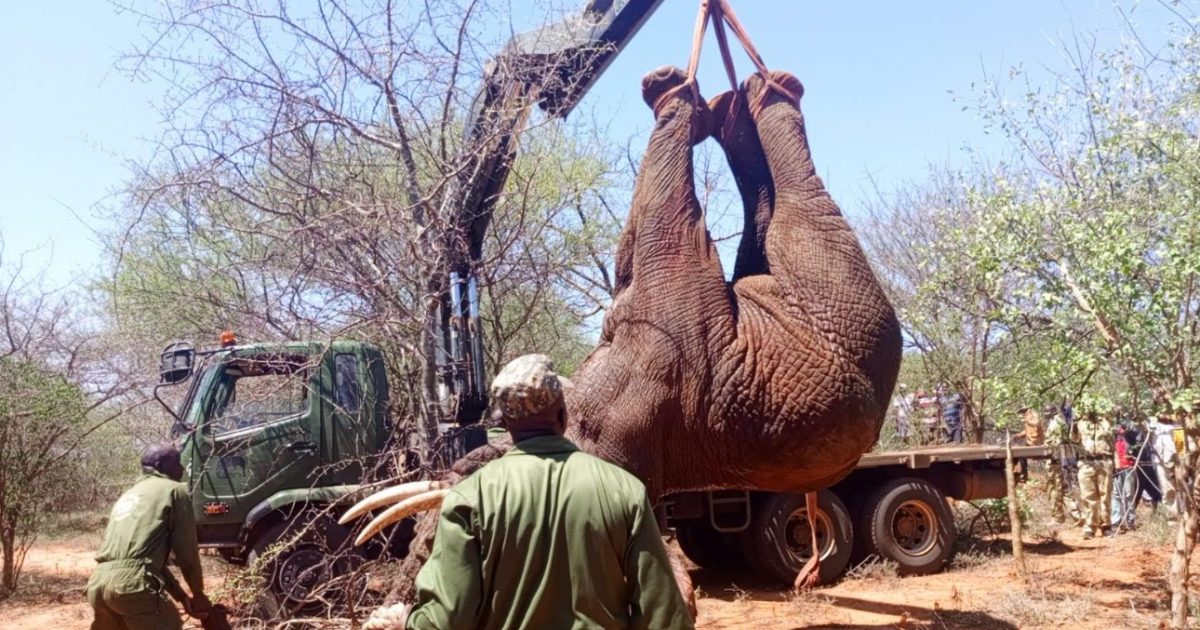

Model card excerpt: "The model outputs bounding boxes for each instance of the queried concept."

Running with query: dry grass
[985,580,1096,626]
[843,555,900,582]
[783,589,853,626]
[724,583,752,604]
[39,511,108,541]
[1133,507,1175,547]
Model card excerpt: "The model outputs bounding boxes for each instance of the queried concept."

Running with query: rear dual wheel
[748,491,854,586]
[858,478,956,575]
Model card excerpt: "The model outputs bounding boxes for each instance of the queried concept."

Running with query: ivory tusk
[354,489,449,546]
[339,481,445,525]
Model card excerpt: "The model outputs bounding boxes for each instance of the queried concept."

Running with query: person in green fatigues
[381,354,693,630]
[1074,404,1115,539]
[87,443,211,630]
[1043,407,1069,522]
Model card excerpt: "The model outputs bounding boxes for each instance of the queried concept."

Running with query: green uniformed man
[87,443,211,629]
[375,354,693,630]
[1074,402,1115,539]
[1043,406,1069,522]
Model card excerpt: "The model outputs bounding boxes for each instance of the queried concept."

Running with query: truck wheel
[750,491,853,586]
[247,512,362,617]
[675,521,747,571]
[859,478,956,575]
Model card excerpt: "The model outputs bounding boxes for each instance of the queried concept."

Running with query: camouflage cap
[490,354,564,420]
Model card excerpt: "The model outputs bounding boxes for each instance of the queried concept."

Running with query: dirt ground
[1,510,1191,629]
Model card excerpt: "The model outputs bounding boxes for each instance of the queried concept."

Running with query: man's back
[407,435,691,630]
[88,468,205,630]
[93,472,203,586]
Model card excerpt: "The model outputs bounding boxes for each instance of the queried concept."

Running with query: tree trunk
[1,518,17,595]
[1170,442,1197,628]
[1005,433,1028,581]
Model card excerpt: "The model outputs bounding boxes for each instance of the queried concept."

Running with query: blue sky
[0,1,1176,285]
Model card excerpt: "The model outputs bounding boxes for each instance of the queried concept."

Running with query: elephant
[344,64,902,606]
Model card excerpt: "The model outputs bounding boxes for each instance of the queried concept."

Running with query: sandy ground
[691,525,1177,629]
[1,514,1189,630]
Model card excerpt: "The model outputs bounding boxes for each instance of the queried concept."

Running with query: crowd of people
[891,384,966,445]
[892,386,1185,539]
[1014,402,1183,539]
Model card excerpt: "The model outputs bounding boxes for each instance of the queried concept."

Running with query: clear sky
[0,1,1177,285]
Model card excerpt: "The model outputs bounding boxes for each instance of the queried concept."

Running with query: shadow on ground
[691,569,1018,629]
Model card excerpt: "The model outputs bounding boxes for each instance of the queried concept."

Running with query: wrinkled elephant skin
[569,67,901,498]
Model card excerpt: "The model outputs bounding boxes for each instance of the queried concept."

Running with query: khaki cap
[490,354,564,420]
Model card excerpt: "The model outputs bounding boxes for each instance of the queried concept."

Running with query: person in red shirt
[1111,423,1139,531]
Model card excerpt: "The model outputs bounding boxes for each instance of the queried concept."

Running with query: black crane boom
[435,0,665,426]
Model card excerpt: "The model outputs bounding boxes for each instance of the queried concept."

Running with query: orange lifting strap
[663,0,796,126]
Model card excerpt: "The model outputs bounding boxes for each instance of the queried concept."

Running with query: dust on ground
[1,512,1188,629]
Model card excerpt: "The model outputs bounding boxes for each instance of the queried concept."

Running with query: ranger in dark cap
[87,442,211,629]
[391,354,692,630]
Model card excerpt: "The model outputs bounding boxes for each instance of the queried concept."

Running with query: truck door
[191,353,321,538]
[319,345,390,484]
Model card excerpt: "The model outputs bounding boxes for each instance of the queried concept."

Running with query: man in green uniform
[87,443,211,629]
[1043,406,1069,522]
[1074,403,1115,539]
[377,354,692,630]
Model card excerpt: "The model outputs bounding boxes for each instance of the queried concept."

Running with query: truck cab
[160,337,405,612]
[172,339,389,546]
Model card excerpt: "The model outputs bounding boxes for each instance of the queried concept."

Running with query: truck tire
[859,478,956,575]
[675,520,747,571]
[246,512,363,617]
[749,491,853,586]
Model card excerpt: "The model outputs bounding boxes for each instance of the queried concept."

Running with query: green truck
[158,336,1051,611]
[160,339,428,612]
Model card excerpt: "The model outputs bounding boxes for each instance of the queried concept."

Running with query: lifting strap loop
[681,0,794,119]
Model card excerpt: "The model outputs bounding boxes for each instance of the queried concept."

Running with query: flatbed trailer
[663,443,1053,585]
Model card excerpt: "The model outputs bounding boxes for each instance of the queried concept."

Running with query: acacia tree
[109,0,627,460]
[0,254,141,596]
[880,6,1200,625]
[858,168,1100,442]
[968,31,1200,623]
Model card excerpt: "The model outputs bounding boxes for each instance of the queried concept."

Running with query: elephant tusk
[354,489,449,546]
[339,481,446,525]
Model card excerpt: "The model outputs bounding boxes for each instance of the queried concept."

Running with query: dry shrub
[986,582,1095,627]
[844,555,900,582]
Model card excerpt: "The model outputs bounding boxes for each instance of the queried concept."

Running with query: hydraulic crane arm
[435,0,665,425]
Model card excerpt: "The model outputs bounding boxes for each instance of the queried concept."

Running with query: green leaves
[864,7,1200,425]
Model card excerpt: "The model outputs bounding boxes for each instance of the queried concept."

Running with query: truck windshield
[205,354,312,435]
[180,363,221,430]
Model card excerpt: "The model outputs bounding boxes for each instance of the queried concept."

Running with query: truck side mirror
[160,342,196,384]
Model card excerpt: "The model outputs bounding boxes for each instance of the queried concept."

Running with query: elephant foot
[641,65,711,143]
[744,70,804,118]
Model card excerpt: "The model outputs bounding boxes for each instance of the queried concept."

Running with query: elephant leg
[626,66,727,299]
[744,71,900,379]
[668,544,698,620]
[709,89,773,280]
[570,67,736,494]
